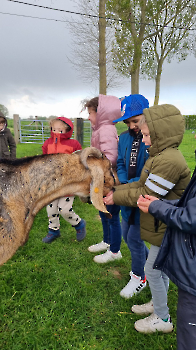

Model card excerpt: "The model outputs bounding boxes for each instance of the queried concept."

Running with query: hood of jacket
[0,112,8,128]
[143,104,185,157]
[50,117,74,141]
[94,94,121,130]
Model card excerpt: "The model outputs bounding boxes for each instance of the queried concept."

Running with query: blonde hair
[50,119,70,132]
[138,114,147,128]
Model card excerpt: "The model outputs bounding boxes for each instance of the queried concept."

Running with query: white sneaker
[88,241,110,253]
[132,300,154,315]
[131,300,154,315]
[134,313,173,333]
[120,271,147,299]
[93,250,122,263]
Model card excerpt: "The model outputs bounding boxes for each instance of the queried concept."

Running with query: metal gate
[19,119,91,145]
[19,119,49,143]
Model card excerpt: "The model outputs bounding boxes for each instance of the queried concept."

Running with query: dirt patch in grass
[109,268,122,280]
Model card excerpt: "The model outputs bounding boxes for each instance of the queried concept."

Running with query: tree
[67,0,123,94]
[107,0,196,99]
[141,1,196,104]
[0,104,9,117]
[106,0,164,94]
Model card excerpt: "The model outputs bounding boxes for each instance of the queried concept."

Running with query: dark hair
[82,97,99,112]
[0,117,5,124]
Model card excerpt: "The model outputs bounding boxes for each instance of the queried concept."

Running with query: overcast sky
[1,0,196,120]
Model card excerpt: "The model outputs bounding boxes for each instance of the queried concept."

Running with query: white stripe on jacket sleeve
[145,173,175,196]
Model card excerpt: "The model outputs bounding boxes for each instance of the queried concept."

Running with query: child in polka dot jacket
[42,117,86,243]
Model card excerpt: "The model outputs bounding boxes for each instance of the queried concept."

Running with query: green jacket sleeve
[113,150,190,207]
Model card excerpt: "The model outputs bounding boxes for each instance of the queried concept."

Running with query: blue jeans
[121,218,149,280]
[99,204,122,253]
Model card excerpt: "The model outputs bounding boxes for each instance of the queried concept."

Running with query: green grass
[16,143,43,157]
[0,130,195,350]
[178,129,196,173]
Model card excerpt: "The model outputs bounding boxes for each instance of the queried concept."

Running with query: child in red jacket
[42,117,86,243]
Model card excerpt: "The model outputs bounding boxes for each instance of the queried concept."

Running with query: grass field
[0,128,195,350]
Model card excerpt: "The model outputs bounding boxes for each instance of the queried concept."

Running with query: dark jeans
[121,218,149,280]
[99,204,121,253]
[177,287,196,350]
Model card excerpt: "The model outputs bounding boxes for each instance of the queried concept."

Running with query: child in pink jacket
[83,94,122,263]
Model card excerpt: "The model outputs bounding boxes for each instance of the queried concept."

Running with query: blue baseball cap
[113,94,149,123]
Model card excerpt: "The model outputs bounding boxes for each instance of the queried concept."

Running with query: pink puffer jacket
[91,94,121,168]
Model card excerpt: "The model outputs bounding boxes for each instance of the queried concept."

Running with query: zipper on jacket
[154,218,159,232]
[124,147,127,165]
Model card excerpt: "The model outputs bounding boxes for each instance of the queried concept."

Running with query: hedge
[184,115,196,129]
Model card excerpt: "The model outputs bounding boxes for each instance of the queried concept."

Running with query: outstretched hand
[103,190,114,205]
[137,195,158,213]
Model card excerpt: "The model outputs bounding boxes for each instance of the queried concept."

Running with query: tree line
[68,0,196,104]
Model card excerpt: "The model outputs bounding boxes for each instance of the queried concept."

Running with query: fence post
[13,114,20,144]
[74,118,83,146]
[74,118,77,141]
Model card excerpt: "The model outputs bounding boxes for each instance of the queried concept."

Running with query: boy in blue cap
[114,94,150,298]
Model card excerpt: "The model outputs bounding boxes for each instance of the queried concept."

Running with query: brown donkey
[0,147,118,265]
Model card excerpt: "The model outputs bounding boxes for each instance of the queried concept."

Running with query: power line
[6,0,99,19]
[0,10,86,24]
[4,0,196,31]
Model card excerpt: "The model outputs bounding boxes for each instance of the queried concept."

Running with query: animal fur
[0,147,119,265]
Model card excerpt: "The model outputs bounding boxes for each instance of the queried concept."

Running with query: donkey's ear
[88,164,110,214]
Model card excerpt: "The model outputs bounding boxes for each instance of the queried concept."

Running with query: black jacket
[0,116,16,159]
[149,169,196,296]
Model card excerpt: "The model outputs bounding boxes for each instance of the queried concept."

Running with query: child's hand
[103,191,114,205]
[137,195,158,213]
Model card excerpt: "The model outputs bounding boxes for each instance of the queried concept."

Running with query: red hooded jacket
[42,117,82,155]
